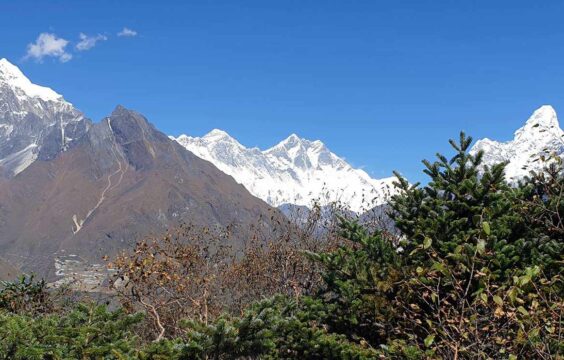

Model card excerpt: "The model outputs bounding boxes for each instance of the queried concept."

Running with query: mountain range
[173,104,564,212]
[173,131,397,213]
[0,57,563,285]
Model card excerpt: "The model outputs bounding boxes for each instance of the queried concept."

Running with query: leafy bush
[300,133,563,358]
[0,304,143,359]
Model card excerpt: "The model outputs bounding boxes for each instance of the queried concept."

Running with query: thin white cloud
[59,53,72,63]
[75,33,108,51]
[117,27,137,37]
[25,33,72,63]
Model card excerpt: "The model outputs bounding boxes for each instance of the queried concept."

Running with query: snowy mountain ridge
[471,105,564,182]
[0,58,90,176]
[173,130,398,213]
[176,105,564,212]
[0,58,63,102]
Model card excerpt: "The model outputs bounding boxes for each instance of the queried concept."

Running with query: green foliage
[0,275,53,315]
[392,132,526,279]
[0,304,144,359]
[176,296,377,359]
[516,159,564,278]
[305,220,402,346]
[310,132,563,358]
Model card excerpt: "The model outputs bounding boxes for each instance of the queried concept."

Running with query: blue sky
[2,1,564,183]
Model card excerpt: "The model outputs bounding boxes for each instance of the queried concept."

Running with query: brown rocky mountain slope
[0,106,282,282]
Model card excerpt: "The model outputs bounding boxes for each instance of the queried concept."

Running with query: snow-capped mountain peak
[0,58,63,102]
[0,58,90,176]
[514,105,560,141]
[263,134,346,171]
[472,105,564,182]
[177,129,245,150]
[173,131,398,212]
[203,128,233,140]
[273,133,302,148]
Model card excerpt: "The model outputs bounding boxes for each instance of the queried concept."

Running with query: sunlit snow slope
[472,105,564,182]
[173,130,398,212]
